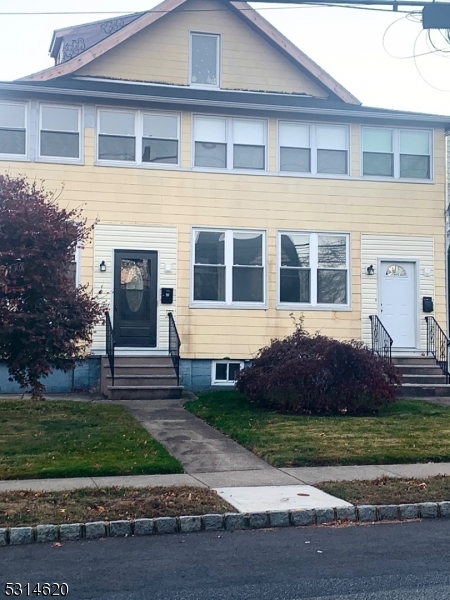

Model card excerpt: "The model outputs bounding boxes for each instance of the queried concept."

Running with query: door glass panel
[120,259,150,316]
[385,264,407,277]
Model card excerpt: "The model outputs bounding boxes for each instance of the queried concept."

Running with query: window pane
[215,363,227,380]
[0,103,25,129]
[191,34,218,86]
[194,117,226,143]
[316,125,347,150]
[143,114,177,139]
[142,139,178,164]
[67,261,77,287]
[99,111,135,135]
[232,266,263,302]
[233,120,265,145]
[98,135,135,161]
[279,122,310,148]
[195,141,226,168]
[228,363,241,381]
[280,147,310,172]
[233,145,265,170]
[40,131,79,158]
[281,233,309,267]
[0,129,25,154]
[195,231,225,265]
[42,106,78,132]
[400,154,430,179]
[363,128,392,152]
[317,149,347,174]
[400,130,429,155]
[318,235,346,268]
[363,152,393,176]
[317,270,347,304]
[280,268,310,303]
[233,232,263,266]
[194,265,225,301]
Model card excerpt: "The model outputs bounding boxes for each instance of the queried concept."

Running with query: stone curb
[2,502,448,546]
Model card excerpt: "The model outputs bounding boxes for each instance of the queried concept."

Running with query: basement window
[212,361,243,385]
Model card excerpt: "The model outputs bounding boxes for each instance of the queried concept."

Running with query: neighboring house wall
[76,0,329,97]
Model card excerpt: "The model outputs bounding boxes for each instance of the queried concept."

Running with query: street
[2,520,450,599]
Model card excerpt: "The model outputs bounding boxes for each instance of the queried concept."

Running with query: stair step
[395,365,444,375]
[393,357,436,366]
[401,375,447,385]
[397,384,450,398]
[108,375,178,386]
[107,385,183,401]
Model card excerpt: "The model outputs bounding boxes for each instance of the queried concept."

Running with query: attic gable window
[0,102,26,157]
[190,33,220,87]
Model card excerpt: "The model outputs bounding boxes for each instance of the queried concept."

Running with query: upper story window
[278,231,349,307]
[0,102,26,157]
[279,122,349,176]
[192,228,266,307]
[97,109,179,166]
[40,105,81,160]
[193,116,266,171]
[190,33,220,87]
[362,127,431,180]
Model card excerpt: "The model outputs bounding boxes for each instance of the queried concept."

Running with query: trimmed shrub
[236,319,401,416]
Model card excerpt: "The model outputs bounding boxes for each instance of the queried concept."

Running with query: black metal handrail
[105,310,115,386]
[168,312,181,386]
[369,315,393,362]
[425,316,450,383]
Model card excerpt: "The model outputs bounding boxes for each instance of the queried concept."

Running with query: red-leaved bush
[0,174,105,399]
[236,318,401,416]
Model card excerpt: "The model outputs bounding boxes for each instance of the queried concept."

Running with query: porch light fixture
[366,264,375,276]
[99,261,107,272]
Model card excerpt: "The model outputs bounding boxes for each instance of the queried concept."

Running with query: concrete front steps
[101,356,183,400]
[394,356,450,397]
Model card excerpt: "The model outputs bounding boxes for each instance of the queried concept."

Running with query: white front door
[379,261,416,348]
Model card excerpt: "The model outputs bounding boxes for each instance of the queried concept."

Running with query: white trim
[189,31,221,89]
[211,360,244,385]
[360,125,433,181]
[378,257,420,350]
[276,229,351,310]
[192,114,268,172]
[190,226,268,309]
[96,106,181,168]
[277,120,351,177]
[75,243,82,287]
[37,102,83,164]
[0,100,28,160]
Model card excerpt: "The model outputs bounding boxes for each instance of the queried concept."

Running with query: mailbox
[422,296,434,313]
[161,287,174,304]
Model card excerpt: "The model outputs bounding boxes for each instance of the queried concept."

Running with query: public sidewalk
[2,462,450,493]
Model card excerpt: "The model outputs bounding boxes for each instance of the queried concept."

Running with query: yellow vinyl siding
[76,0,328,97]
[0,123,446,359]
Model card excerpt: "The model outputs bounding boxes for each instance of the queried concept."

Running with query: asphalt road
[2,520,450,600]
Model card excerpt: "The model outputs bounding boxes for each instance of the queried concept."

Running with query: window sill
[190,302,268,310]
[36,156,84,166]
[95,160,181,170]
[211,381,237,386]
[0,154,29,162]
[277,303,352,312]
[191,166,270,176]
[360,175,434,184]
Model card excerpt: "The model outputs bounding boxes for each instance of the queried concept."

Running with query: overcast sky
[0,0,449,115]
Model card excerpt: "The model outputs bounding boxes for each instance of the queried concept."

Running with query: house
[0,0,449,397]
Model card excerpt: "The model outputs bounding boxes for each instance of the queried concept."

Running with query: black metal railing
[168,312,181,385]
[105,310,115,385]
[426,316,450,383]
[369,315,393,362]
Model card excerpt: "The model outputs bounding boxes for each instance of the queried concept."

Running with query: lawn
[0,486,232,527]
[0,400,183,479]
[185,391,450,467]
[318,476,450,505]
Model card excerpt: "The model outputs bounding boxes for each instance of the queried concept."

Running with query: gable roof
[19,0,360,105]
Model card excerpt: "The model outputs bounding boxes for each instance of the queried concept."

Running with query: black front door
[114,250,158,347]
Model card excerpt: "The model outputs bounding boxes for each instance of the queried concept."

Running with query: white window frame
[211,360,244,385]
[191,227,267,309]
[38,103,82,163]
[361,126,433,181]
[0,101,28,160]
[96,108,181,168]
[189,32,221,89]
[192,115,268,173]
[277,230,351,310]
[277,121,350,177]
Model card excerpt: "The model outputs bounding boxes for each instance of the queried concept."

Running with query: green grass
[185,391,450,467]
[0,400,183,479]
